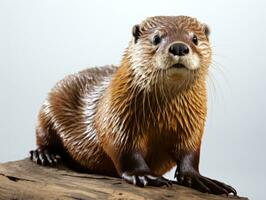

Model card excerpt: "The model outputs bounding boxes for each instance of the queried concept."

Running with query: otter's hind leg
[30,127,62,166]
[30,108,62,166]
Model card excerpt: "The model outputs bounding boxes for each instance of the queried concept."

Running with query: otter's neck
[98,59,207,133]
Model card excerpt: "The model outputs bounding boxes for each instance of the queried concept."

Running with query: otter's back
[38,65,117,171]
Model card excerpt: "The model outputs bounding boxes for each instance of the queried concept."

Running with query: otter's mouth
[171,63,186,69]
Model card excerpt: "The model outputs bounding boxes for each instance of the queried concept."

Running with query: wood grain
[0,159,248,200]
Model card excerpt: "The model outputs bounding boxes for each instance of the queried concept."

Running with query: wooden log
[0,159,248,200]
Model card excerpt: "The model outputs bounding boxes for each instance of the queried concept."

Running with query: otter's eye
[192,34,198,45]
[152,35,162,45]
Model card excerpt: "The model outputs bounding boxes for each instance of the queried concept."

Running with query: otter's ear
[132,24,141,43]
[203,24,211,40]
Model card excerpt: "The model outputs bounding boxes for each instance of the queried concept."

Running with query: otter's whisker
[154,71,163,115]
[159,70,168,105]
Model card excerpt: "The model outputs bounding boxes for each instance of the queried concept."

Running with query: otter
[30,16,237,195]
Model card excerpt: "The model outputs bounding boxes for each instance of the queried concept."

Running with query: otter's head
[126,16,211,90]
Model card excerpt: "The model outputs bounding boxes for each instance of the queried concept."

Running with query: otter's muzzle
[169,43,189,56]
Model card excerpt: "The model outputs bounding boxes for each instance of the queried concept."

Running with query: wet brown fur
[35,16,211,177]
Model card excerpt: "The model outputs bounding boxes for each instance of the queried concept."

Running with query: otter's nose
[169,43,189,56]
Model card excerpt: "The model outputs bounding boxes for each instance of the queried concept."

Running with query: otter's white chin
[167,66,189,76]
[155,53,200,71]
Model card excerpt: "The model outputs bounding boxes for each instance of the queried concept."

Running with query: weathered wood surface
[0,159,247,200]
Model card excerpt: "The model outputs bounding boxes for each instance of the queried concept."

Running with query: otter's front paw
[175,171,237,196]
[122,172,172,187]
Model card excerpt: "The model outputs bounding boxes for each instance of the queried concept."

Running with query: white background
[0,0,265,199]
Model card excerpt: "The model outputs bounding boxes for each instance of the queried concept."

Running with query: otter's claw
[122,173,172,187]
[29,149,61,166]
[206,177,237,196]
[175,172,237,196]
